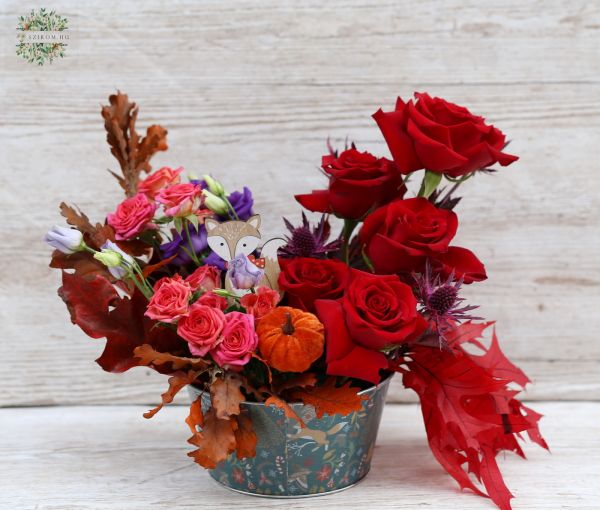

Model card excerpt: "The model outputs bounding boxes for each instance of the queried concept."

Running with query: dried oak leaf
[59,202,114,249]
[133,344,209,372]
[210,373,245,420]
[233,410,257,459]
[101,91,168,197]
[287,378,366,419]
[185,397,204,435]
[142,254,176,278]
[187,408,237,469]
[264,395,305,427]
[144,370,200,419]
[58,271,184,373]
[274,372,318,394]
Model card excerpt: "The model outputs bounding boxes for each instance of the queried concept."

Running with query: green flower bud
[94,249,123,268]
[202,174,225,196]
[202,189,229,215]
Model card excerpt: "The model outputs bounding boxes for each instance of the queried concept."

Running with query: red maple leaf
[396,323,548,510]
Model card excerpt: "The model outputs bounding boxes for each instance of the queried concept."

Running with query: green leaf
[420,170,443,199]
[186,214,199,230]
[173,217,183,233]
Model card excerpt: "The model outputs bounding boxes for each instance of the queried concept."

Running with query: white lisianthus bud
[202,174,225,196]
[202,189,229,215]
[43,226,85,254]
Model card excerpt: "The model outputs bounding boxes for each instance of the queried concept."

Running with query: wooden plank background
[1,0,598,406]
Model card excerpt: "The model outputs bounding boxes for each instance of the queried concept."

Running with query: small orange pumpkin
[257,306,325,373]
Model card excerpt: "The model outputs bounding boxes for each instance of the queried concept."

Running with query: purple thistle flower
[279,212,341,258]
[414,261,482,345]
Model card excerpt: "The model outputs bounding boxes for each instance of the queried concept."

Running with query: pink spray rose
[138,166,182,199]
[240,286,280,321]
[145,274,191,323]
[177,303,225,357]
[156,183,202,217]
[196,291,228,311]
[210,312,258,368]
[185,265,221,292]
[107,193,157,240]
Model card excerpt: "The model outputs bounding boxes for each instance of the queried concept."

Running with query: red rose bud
[373,92,518,177]
[295,148,405,220]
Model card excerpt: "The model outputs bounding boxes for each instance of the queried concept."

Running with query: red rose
[315,270,426,384]
[177,303,225,357]
[295,148,405,220]
[278,257,350,313]
[373,92,518,177]
[240,286,280,320]
[185,265,221,292]
[196,291,228,311]
[359,197,486,283]
[156,183,202,217]
[107,193,157,240]
[138,166,182,199]
[144,274,191,323]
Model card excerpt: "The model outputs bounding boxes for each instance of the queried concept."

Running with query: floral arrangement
[45,92,547,510]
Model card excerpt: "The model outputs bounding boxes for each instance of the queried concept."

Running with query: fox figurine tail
[259,237,286,291]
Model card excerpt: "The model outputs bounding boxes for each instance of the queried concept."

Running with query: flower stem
[183,220,201,266]
[341,219,359,265]
[222,194,239,220]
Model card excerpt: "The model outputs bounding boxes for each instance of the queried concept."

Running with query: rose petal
[407,118,468,173]
[372,107,422,173]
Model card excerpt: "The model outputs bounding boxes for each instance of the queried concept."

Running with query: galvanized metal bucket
[188,374,392,497]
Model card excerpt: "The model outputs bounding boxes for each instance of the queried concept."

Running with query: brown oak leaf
[101,91,168,197]
[185,397,204,435]
[265,395,305,427]
[144,370,200,419]
[187,408,237,469]
[274,373,318,394]
[287,378,366,418]
[210,373,245,420]
[233,410,257,459]
[133,344,209,372]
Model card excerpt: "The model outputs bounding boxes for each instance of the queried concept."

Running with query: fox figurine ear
[205,218,219,232]
[247,214,261,229]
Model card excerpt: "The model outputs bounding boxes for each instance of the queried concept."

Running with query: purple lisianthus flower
[227,253,263,290]
[219,187,254,221]
[160,224,208,265]
[204,250,227,271]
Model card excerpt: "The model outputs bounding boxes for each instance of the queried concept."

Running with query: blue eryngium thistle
[414,261,482,342]
[280,212,341,258]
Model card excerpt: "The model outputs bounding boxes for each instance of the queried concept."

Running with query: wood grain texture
[2,402,596,509]
[0,0,599,405]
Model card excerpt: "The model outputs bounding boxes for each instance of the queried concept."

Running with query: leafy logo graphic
[16,8,69,66]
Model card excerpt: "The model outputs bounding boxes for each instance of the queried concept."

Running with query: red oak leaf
[58,271,185,373]
[397,325,547,510]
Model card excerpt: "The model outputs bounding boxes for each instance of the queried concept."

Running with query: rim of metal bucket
[189,372,393,408]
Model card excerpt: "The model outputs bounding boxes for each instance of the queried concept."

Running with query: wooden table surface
[2,402,597,509]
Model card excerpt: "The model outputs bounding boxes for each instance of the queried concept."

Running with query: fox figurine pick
[205,214,285,294]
